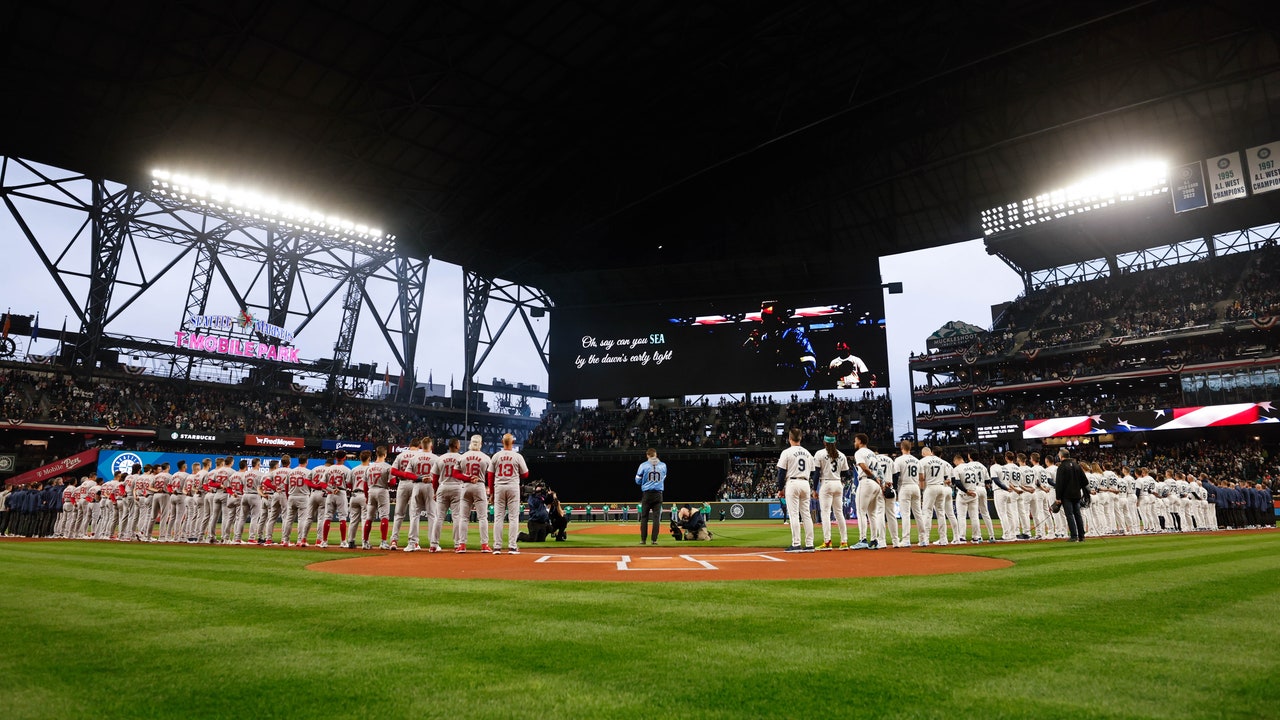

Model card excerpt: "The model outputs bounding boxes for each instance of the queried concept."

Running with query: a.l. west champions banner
[1024,401,1280,439]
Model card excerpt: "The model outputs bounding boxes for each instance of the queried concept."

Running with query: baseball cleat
[818,541,833,551]
[838,542,850,550]
[379,542,390,550]
[317,542,328,549]
[868,540,879,550]
[361,542,372,550]
[427,545,442,553]
[454,543,466,554]
[851,541,870,550]
[491,547,501,555]
[389,542,398,550]
[480,544,493,553]
[803,546,816,553]
[403,543,419,552]
[784,545,804,553]
[508,548,520,555]
[935,539,948,546]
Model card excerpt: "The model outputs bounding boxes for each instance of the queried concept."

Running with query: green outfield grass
[2,527,1278,719]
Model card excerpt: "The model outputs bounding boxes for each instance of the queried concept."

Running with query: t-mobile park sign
[175,312,299,363]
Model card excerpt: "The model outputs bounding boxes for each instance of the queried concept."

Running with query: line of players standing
[779,433,1272,551]
[49,434,530,554]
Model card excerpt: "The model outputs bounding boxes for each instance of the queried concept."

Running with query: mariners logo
[1260,147,1272,160]
[729,503,745,519]
[1217,157,1230,169]
[112,452,143,475]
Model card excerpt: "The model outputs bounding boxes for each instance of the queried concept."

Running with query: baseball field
[2,525,1277,719]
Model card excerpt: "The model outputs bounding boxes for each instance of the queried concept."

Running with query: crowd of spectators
[525,395,894,452]
[915,245,1278,361]
[0,367,492,446]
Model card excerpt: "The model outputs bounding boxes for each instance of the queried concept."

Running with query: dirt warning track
[308,546,1012,582]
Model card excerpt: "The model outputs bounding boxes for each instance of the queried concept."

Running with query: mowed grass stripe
[2,532,1278,719]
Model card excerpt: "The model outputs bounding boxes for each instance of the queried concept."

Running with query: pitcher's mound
[308,546,1012,582]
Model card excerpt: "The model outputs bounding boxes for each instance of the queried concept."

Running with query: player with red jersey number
[430,439,469,552]
[298,457,328,547]
[238,459,264,544]
[201,458,233,543]
[364,447,393,549]
[403,438,438,552]
[388,439,422,549]
[222,460,246,544]
[320,453,351,549]
[281,455,312,547]
[259,460,285,545]
[345,452,372,549]
[460,435,493,553]
[489,433,529,554]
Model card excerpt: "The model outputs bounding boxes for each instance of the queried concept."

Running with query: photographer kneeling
[670,504,712,541]
[518,483,552,543]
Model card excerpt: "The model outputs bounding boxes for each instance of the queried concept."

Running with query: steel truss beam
[1,155,423,388]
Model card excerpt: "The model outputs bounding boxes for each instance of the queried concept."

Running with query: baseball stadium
[3,3,1280,718]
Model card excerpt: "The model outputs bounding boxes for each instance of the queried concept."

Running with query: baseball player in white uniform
[870,450,897,548]
[893,441,923,546]
[952,453,981,543]
[489,433,529,554]
[776,427,815,552]
[459,436,493,554]
[917,447,953,546]
[850,433,882,550]
[814,434,850,550]
[389,440,422,549]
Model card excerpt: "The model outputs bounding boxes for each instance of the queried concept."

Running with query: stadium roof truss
[6,2,1280,305]
[0,155,428,394]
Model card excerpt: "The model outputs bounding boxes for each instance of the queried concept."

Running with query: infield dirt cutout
[308,545,1012,582]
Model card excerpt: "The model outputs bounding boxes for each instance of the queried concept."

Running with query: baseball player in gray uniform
[298,457,328,547]
[389,440,422,549]
[239,459,264,544]
[280,455,311,547]
[344,452,371,549]
[430,439,468,551]
[404,439,438,553]
[365,447,393,549]
[459,435,493,553]
[260,460,286,545]
[320,453,351,548]
[489,433,530,554]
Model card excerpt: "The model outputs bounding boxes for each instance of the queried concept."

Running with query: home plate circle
[308,547,1012,582]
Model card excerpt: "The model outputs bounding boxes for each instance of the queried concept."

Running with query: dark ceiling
[4,0,1280,304]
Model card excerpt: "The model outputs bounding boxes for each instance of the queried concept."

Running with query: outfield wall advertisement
[96,450,357,480]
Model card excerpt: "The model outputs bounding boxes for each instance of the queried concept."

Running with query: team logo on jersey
[729,503,745,519]
[112,453,143,475]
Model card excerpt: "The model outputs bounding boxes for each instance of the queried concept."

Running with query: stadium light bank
[980,159,1169,236]
[149,169,396,251]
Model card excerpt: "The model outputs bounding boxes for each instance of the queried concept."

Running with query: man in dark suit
[1054,449,1088,542]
